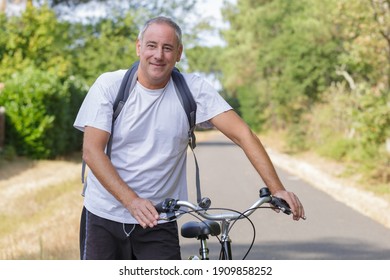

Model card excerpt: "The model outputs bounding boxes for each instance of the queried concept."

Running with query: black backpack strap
[106,61,139,158]
[171,68,197,149]
[171,69,207,207]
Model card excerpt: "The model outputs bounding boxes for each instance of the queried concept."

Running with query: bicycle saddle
[181,220,221,239]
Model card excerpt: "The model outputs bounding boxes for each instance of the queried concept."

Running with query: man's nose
[154,47,163,60]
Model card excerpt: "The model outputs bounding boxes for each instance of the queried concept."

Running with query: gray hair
[138,16,182,46]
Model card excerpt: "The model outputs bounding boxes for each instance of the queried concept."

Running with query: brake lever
[270,196,292,215]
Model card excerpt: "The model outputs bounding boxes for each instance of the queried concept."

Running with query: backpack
[81,61,206,206]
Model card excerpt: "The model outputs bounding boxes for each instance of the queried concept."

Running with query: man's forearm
[83,148,138,208]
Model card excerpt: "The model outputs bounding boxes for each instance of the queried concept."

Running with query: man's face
[136,22,183,89]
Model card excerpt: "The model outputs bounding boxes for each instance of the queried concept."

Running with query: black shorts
[79,207,182,260]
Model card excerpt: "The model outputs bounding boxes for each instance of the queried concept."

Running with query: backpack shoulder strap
[171,68,207,207]
[171,67,197,149]
[106,61,139,157]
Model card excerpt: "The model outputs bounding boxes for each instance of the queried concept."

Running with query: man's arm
[210,110,305,221]
[82,126,159,228]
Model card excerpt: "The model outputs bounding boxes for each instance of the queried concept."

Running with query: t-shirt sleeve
[73,71,124,133]
[184,74,232,127]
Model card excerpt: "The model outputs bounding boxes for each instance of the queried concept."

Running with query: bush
[317,137,355,161]
[286,122,309,153]
[303,82,390,183]
[0,66,86,159]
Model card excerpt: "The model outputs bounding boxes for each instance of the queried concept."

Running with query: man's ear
[176,44,183,62]
[136,39,141,57]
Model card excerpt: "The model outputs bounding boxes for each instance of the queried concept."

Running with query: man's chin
[149,75,171,88]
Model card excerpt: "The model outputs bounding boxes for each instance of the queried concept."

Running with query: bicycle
[155,187,295,260]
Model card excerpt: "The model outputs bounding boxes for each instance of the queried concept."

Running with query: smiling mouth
[150,62,165,67]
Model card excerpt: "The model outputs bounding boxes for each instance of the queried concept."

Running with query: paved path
[179,132,390,260]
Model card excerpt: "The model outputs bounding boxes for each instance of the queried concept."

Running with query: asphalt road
[179,132,390,260]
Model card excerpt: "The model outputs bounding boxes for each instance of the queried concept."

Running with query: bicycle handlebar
[155,187,292,221]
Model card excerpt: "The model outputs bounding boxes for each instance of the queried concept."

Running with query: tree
[0,4,73,80]
[0,5,86,158]
[0,1,211,159]
[69,12,139,85]
[370,0,390,89]
[220,0,342,130]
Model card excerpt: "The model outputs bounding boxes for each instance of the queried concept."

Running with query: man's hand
[273,190,306,221]
[127,197,159,228]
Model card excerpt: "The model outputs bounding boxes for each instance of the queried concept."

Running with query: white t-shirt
[74,69,232,223]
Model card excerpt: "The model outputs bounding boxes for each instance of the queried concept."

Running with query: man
[74,16,305,260]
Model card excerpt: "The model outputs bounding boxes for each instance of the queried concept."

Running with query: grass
[0,176,82,260]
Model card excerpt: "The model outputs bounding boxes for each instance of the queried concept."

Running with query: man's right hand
[127,197,159,228]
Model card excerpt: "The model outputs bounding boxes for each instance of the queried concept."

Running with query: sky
[69,0,228,47]
[195,0,226,46]
[4,0,228,47]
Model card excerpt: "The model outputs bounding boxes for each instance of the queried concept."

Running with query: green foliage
[236,84,265,132]
[285,122,309,154]
[70,13,139,85]
[333,0,389,89]
[0,5,73,80]
[317,138,356,161]
[0,2,212,159]
[221,0,342,128]
[0,5,88,159]
[186,46,223,74]
[0,0,388,188]
[0,66,86,159]
[351,88,390,155]
[216,0,390,183]
[306,82,389,182]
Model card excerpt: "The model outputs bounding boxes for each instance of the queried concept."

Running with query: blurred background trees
[189,0,390,185]
[0,0,389,185]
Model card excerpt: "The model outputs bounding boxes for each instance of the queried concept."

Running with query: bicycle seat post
[199,237,210,260]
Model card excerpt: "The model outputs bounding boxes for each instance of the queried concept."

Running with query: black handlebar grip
[154,198,178,214]
[271,197,292,215]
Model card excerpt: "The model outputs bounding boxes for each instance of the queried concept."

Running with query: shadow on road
[180,237,390,260]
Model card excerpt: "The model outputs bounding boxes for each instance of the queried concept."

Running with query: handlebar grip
[270,197,292,215]
[154,198,178,214]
